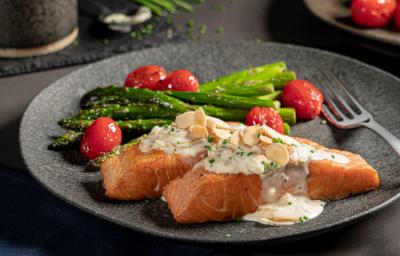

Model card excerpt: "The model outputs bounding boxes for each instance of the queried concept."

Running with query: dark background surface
[0,0,400,255]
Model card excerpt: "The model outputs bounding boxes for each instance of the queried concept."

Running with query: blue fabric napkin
[0,168,214,256]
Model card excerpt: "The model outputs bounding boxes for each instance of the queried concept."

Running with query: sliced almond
[253,154,268,163]
[193,108,207,127]
[206,116,231,129]
[229,130,241,145]
[175,111,195,129]
[242,126,261,145]
[189,125,209,139]
[259,135,273,145]
[260,125,300,147]
[265,143,289,167]
[212,128,231,140]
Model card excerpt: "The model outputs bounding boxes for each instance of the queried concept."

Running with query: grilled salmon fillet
[163,139,380,223]
[100,144,205,200]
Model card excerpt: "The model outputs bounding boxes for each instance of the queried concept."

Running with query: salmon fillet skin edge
[100,144,205,201]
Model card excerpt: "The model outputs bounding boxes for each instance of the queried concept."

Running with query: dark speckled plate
[304,0,400,47]
[20,42,400,244]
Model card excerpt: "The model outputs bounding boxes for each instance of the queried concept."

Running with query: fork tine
[322,71,367,113]
[322,104,341,125]
[312,75,348,120]
[320,71,357,117]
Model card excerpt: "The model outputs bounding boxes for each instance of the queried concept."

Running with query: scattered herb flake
[223,139,228,145]
[215,26,224,34]
[199,24,208,34]
[331,155,336,159]
[310,150,315,153]
[209,158,215,164]
[207,136,213,143]
[215,4,226,12]
[186,19,194,28]
[288,202,292,205]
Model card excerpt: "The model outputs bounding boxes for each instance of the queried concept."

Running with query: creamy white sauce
[139,125,208,157]
[193,144,266,175]
[244,193,325,225]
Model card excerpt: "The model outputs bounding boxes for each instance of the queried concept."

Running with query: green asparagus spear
[199,105,248,121]
[255,91,282,101]
[81,95,133,109]
[200,62,287,92]
[283,123,291,135]
[74,104,178,120]
[166,91,281,110]
[271,71,296,90]
[85,86,190,113]
[216,83,274,96]
[59,119,173,132]
[279,108,296,125]
[49,130,83,150]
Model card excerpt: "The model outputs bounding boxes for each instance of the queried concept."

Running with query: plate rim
[303,0,400,47]
[19,41,400,244]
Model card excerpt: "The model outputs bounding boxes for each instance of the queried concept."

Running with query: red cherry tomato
[282,80,323,121]
[124,65,167,89]
[351,0,397,27]
[80,117,122,160]
[395,3,400,29]
[158,69,199,92]
[245,107,284,134]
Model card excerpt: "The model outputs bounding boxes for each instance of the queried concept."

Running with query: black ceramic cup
[0,0,78,57]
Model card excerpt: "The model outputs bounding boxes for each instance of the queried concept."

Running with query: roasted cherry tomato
[351,0,397,27]
[245,107,284,134]
[124,65,167,89]
[282,80,323,120]
[158,69,199,92]
[395,3,400,29]
[80,117,122,159]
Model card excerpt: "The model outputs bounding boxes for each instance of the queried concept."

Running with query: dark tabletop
[1,0,399,255]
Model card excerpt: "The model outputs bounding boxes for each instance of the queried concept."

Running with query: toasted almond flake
[260,125,300,146]
[265,143,289,167]
[175,111,195,129]
[229,130,240,145]
[193,108,207,126]
[213,128,231,140]
[189,125,209,139]
[259,135,273,145]
[206,116,231,129]
[253,154,268,163]
[242,126,261,145]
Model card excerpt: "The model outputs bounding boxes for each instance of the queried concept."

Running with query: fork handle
[362,120,400,156]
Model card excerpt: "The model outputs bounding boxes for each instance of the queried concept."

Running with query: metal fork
[313,71,400,156]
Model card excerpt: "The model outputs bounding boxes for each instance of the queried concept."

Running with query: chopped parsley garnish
[208,159,215,164]
[176,141,180,144]
[288,202,292,205]
[272,138,284,144]
[331,155,336,159]
[310,150,315,153]
[269,161,279,169]
[207,136,213,143]
[223,139,228,145]
[299,216,309,223]
[247,152,253,156]
[240,151,244,157]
